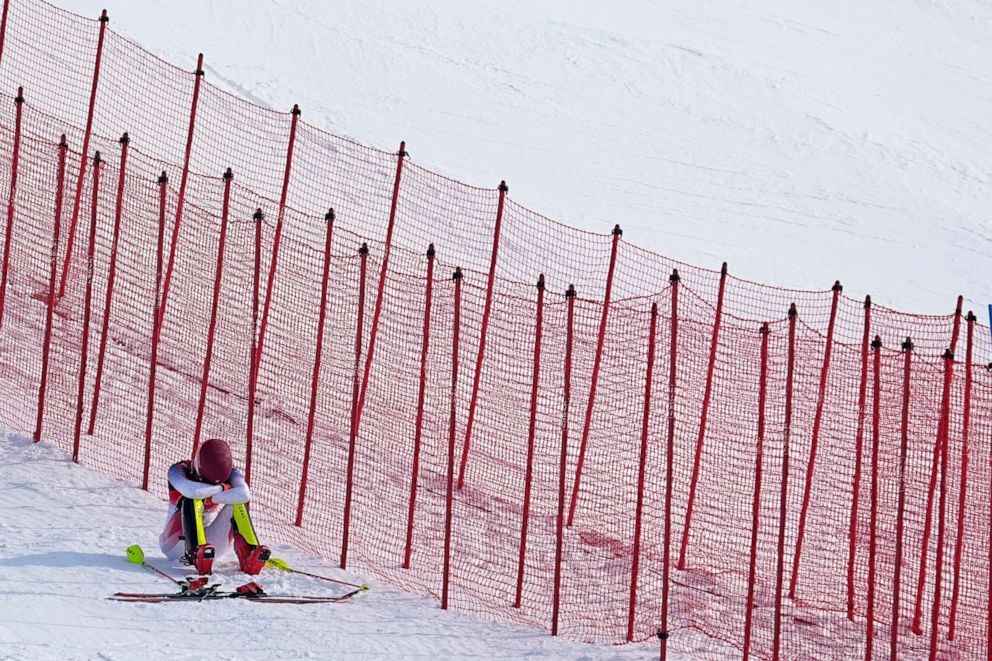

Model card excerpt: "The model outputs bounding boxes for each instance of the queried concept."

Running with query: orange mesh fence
[0,1,989,658]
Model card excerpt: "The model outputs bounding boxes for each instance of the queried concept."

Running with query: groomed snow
[0,430,679,660]
[53,0,992,315]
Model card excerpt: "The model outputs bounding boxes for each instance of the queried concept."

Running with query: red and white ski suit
[158,460,251,561]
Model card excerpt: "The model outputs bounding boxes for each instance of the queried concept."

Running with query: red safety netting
[0,1,989,658]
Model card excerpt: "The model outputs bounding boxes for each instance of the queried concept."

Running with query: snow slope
[0,430,683,660]
[53,0,992,316]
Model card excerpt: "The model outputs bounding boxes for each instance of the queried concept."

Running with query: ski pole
[266,557,369,591]
[126,544,183,586]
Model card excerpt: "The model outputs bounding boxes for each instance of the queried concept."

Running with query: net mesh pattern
[0,1,988,657]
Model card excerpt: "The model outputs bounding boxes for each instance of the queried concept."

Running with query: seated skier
[158,437,270,575]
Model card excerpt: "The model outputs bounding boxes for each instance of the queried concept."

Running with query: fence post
[295,208,335,528]
[457,180,508,490]
[191,168,234,456]
[912,298,962,634]
[442,267,464,610]
[891,337,914,660]
[789,281,842,598]
[87,132,130,434]
[71,152,101,463]
[247,106,300,485]
[403,243,436,568]
[659,269,679,661]
[57,10,108,300]
[864,335,882,661]
[355,142,407,427]
[0,88,24,330]
[0,0,10,66]
[142,172,168,491]
[245,209,263,483]
[987,361,992,661]
[678,262,727,569]
[515,274,546,608]
[743,322,770,660]
[552,284,576,636]
[340,242,369,570]
[627,301,657,641]
[947,311,974,640]
[772,303,798,661]
[34,135,68,442]
[928,348,955,660]
[846,295,872,620]
[156,54,205,330]
[568,224,622,526]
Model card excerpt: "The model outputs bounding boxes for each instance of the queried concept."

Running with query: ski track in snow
[0,431,678,660]
[54,0,992,316]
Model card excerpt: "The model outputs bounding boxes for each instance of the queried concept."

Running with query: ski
[110,585,362,604]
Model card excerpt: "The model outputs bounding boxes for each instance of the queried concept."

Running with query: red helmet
[194,438,233,484]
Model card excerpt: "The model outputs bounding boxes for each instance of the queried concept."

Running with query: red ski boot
[184,543,215,575]
[235,533,270,575]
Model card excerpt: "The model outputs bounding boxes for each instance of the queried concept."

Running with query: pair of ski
[115,544,367,605]
[111,582,362,605]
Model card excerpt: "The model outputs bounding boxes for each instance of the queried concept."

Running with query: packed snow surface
[0,432,665,660]
[57,0,992,316]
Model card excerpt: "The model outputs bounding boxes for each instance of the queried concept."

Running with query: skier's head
[194,438,233,484]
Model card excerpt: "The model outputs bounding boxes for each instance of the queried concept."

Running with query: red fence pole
[891,337,914,659]
[0,88,24,330]
[403,243,436,568]
[568,224,622,526]
[190,168,234,456]
[246,106,300,484]
[245,209,262,483]
[677,262,727,569]
[355,142,406,427]
[295,209,335,528]
[442,267,464,610]
[340,242,369,570]
[947,312,974,640]
[71,152,101,463]
[987,364,992,661]
[913,341,957,635]
[252,105,301,355]
[659,269,679,661]
[87,132,129,434]
[552,284,576,636]
[627,301,657,641]
[743,322,770,660]
[0,0,10,66]
[846,295,872,620]
[34,135,68,442]
[864,335,882,661]
[156,54,204,330]
[515,274,546,609]
[457,181,508,490]
[142,172,168,491]
[771,303,798,661]
[789,281,842,598]
[911,298,963,634]
[57,10,108,300]
[928,348,954,661]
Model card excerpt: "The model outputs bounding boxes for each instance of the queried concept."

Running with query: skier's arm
[210,467,251,505]
[167,462,224,500]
